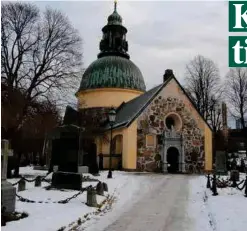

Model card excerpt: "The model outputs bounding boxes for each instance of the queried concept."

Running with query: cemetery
[1,136,247,231]
[2,165,153,231]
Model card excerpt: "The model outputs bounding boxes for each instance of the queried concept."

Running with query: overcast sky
[33,0,231,90]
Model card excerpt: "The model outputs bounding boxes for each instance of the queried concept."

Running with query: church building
[67,2,213,173]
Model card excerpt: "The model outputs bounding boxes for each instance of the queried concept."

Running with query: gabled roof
[63,74,212,133]
[103,80,168,130]
[104,75,213,132]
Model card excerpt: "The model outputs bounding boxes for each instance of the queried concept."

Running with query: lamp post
[107,108,116,179]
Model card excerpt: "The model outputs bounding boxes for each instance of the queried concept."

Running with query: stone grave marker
[86,187,97,207]
[230,170,240,181]
[215,151,227,175]
[1,140,16,213]
[103,182,108,192]
[18,179,26,192]
[96,182,104,196]
[35,176,42,187]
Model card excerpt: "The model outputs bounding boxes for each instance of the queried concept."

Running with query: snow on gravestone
[1,140,16,213]
[215,151,227,175]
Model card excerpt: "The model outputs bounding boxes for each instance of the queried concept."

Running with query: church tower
[98,0,129,59]
[76,1,146,109]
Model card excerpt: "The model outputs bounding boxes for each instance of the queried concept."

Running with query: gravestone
[86,187,97,207]
[18,179,26,192]
[51,171,82,190]
[103,182,108,192]
[96,182,104,196]
[1,140,16,213]
[215,151,227,175]
[230,170,240,181]
[49,126,94,190]
[35,176,42,187]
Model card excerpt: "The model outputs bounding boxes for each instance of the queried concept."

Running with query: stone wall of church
[137,96,205,173]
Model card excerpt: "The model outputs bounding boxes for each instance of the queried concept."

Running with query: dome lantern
[98,0,129,59]
[77,0,146,94]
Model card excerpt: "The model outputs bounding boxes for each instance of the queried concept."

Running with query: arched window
[164,113,182,131]
[112,135,123,154]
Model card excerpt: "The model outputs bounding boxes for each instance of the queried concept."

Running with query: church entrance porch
[167,147,179,173]
[162,131,185,173]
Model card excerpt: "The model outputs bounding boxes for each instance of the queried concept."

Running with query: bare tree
[208,97,223,132]
[1,2,83,131]
[185,55,222,127]
[225,68,247,129]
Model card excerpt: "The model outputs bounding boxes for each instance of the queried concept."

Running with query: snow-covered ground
[3,167,156,231]
[188,174,247,231]
[3,167,247,231]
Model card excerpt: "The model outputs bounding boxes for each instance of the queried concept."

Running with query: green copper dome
[107,11,122,25]
[78,2,146,93]
[79,56,146,92]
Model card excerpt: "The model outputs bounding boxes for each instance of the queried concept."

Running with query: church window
[166,117,175,130]
[165,113,182,131]
[146,134,156,147]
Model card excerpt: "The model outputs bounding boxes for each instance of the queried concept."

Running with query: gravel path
[103,174,193,231]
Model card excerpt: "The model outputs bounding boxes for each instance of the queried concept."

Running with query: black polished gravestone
[215,151,228,175]
[51,138,79,173]
[48,125,83,190]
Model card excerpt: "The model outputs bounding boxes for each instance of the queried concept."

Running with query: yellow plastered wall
[96,129,123,169]
[95,121,137,170]
[204,125,213,171]
[77,88,143,108]
[114,135,123,153]
[122,121,137,170]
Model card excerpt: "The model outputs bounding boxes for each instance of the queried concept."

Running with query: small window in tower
[115,38,121,49]
[146,134,156,148]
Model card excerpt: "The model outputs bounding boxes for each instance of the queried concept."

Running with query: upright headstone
[35,176,42,187]
[86,187,97,207]
[230,170,240,182]
[215,151,227,175]
[1,140,16,213]
[18,179,26,192]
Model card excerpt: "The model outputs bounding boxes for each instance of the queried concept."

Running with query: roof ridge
[122,83,163,106]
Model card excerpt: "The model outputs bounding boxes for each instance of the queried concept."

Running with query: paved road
[103,175,193,231]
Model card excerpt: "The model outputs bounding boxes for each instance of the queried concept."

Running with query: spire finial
[114,0,117,12]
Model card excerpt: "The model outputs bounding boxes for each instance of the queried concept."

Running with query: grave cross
[1,140,13,180]
[1,139,16,213]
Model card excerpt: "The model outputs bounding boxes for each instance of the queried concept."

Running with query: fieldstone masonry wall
[137,96,205,173]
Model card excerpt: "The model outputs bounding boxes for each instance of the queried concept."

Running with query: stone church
[65,2,213,173]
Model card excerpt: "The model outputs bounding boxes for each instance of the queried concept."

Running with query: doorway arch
[167,147,179,173]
